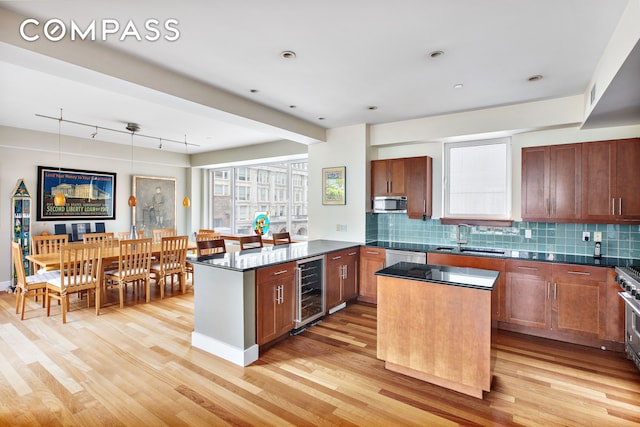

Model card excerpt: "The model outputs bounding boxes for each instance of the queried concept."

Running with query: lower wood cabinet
[503,260,614,348]
[256,262,296,346]
[358,247,385,304]
[326,247,359,312]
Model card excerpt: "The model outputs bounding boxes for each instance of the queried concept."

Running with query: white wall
[308,124,368,242]
[1,125,189,289]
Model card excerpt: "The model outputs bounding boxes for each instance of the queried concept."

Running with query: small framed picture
[322,166,346,205]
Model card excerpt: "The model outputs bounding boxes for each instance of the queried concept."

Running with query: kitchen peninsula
[189,239,361,366]
[375,262,499,398]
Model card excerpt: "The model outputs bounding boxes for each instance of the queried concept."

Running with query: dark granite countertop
[189,239,362,272]
[375,261,499,290]
[364,240,637,268]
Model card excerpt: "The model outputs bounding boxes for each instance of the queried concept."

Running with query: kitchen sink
[460,248,505,256]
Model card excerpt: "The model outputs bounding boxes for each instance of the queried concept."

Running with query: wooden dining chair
[272,232,292,246]
[31,234,68,272]
[198,229,216,234]
[12,241,61,320]
[197,237,227,256]
[104,238,153,307]
[84,232,117,248]
[239,234,264,250]
[150,235,188,299]
[46,243,103,324]
[118,230,145,240]
[152,228,176,243]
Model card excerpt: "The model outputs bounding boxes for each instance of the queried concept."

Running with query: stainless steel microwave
[372,196,407,213]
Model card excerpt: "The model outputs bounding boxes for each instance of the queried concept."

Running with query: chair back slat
[118,230,145,240]
[153,228,176,243]
[83,232,117,248]
[239,234,263,250]
[60,244,102,290]
[272,232,291,246]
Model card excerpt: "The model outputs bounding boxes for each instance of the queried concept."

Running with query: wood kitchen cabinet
[404,156,433,220]
[256,262,296,345]
[325,247,359,312]
[358,247,385,304]
[582,138,640,223]
[505,260,553,329]
[372,159,405,196]
[427,252,505,324]
[521,143,581,221]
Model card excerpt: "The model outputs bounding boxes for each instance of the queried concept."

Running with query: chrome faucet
[456,224,471,251]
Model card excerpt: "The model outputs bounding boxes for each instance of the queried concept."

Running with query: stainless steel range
[615,266,640,371]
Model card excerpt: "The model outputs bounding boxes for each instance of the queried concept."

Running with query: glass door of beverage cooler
[295,255,325,329]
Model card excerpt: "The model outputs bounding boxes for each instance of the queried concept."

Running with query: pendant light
[53,109,66,207]
[127,123,138,207]
[182,136,191,208]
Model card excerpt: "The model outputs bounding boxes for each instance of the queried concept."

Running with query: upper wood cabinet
[371,156,433,219]
[521,144,581,221]
[582,138,640,223]
[405,156,433,220]
[372,159,405,196]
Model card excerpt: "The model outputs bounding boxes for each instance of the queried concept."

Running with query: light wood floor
[1,281,640,426]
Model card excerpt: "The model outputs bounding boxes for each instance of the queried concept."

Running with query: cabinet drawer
[552,263,607,282]
[257,262,296,282]
[361,247,385,260]
[506,260,552,276]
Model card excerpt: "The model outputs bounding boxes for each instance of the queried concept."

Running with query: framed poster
[37,166,116,220]
[132,175,176,235]
[322,166,346,205]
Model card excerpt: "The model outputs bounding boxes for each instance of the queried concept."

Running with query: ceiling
[0,0,636,154]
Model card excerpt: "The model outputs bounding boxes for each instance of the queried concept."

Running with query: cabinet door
[371,160,390,196]
[505,261,552,329]
[521,146,550,220]
[256,263,296,345]
[552,265,606,339]
[342,249,359,301]
[582,140,616,222]
[405,156,432,220]
[325,252,344,311]
[615,138,640,220]
[387,159,405,195]
[549,144,581,220]
[358,247,385,304]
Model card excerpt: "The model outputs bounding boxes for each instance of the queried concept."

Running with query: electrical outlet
[336,224,340,231]
[594,231,602,242]
[525,229,532,239]
[582,231,590,242]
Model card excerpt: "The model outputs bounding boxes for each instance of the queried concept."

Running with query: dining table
[26,240,197,305]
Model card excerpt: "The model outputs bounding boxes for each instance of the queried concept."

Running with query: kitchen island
[375,262,499,398]
[189,239,361,367]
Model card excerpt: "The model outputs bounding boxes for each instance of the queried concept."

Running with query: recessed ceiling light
[367,106,378,110]
[250,89,259,93]
[453,83,464,89]
[280,50,296,59]
[528,75,543,82]
[289,105,296,109]
[429,50,445,58]
[318,117,326,121]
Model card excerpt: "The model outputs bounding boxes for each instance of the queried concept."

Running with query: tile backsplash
[366,214,640,259]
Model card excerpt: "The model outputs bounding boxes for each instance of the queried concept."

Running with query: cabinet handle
[366,251,380,255]
[612,198,616,216]
[273,269,288,275]
[423,200,426,213]
[342,264,347,279]
[517,266,538,271]
[552,199,556,216]
[545,199,549,216]
[547,282,550,299]
[347,251,358,256]
[554,282,557,300]
[567,270,590,276]
[389,181,392,193]
[619,198,622,216]
[331,256,342,260]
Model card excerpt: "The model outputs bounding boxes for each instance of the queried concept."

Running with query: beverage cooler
[294,255,325,331]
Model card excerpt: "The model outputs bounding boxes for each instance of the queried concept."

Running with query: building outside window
[210,159,308,239]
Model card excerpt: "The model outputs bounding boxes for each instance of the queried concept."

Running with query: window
[210,159,308,239]
[444,138,511,219]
